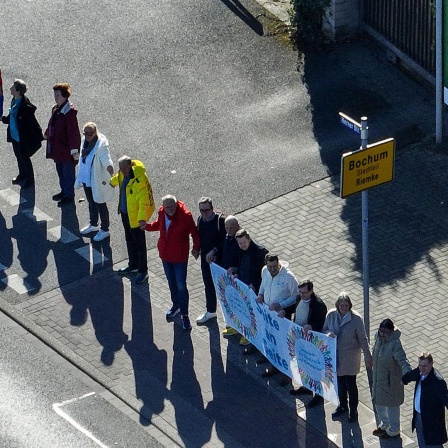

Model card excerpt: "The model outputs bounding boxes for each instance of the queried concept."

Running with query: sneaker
[93,230,110,241]
[117,266,138,275]
[182,315,192,330]
[52,192,64,201]
[307,395,324,408]
[222,326,238,336]
[134,272,149,284]
[166,307,180,319]
[239,336,250,346]
[80,224,100,235]
[331,406,348,419]
[372,427,388,437]
[381,428,400,438]
[196,311,217,324]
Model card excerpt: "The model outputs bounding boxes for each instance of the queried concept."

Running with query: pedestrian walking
[402,352,448,448]
[1,78,43,188]
[74,122,114,242]
[45,83,81,206]
[371,318,411,439]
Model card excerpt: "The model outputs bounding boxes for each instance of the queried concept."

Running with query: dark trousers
[55,161,75,198]
[162,261,189,316]
[200,257,217,313]
[337,375,358,411]
[83,185,110,231]
[121,212,147,273]
[12,139,34,184]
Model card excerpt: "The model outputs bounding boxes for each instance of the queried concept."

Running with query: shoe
[52,192,64,201]
[182,315,192,330]
[166,307,180,319]
[57,197,74,207]
[372,428,387,437]
[331,406,348,418]
[80,224,100,235]
[117,266,138,274]
[12,176,24,185]
[262,366,278,378]
[196,311,217,324]
[93,230,110,242]
[348,410,358,423]
[256,356,268,364]
[307,395,324,408]
[290,387,313,396]
[134,272,149,284]
[222,326,238,336]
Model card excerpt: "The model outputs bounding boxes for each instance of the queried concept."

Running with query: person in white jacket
[74,122,114,242]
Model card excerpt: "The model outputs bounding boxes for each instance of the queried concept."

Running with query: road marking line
[0,188,26,206]
[53,392,110,448]
[0,274,35,294]
[48,225,79,243]
[75,245,108,265]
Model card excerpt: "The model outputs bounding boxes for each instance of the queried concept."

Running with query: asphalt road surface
[0,311,166,448]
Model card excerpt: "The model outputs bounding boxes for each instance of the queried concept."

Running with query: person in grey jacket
[323,292,372,423]
[371,319,411,439]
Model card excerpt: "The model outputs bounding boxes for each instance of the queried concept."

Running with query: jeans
[12,139,34,184]
[120,212,147,273]
[200,256,217,313]
[337,375,358,411]
[83,184,110,231]
[55,161,76,198]
[376,405,400,434]
[162,261,189,316]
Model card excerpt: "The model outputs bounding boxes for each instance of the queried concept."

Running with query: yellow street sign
[340,138,395,198]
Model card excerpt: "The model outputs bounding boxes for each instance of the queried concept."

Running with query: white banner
[211,263,338,405]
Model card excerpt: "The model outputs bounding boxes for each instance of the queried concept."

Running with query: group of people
[1,73,447,448]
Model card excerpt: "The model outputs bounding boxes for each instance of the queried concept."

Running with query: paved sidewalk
[3,140,448,447]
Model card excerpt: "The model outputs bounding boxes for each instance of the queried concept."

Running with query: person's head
[224,215,240,237]
[118,155,132,176]
[10,79,27,97]
[418,352,434,376]
[162,194,178,216]
[235,229,251,250]
[53,82,72,106]
[335,292,352,316]
[82,122,98,142]
[378,318,394,338]
[198,197,214,220]
[265,254,280,277]
[298,278,314,300]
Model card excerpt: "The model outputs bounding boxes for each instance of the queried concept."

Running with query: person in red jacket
[145,195,200,330]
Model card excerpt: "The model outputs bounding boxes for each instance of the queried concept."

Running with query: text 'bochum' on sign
[340,138,395,198]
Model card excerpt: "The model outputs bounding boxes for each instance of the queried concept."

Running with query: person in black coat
[1,79,43,188]
[402,352,448,447]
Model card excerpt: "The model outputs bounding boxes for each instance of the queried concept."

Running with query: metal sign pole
[360,117,370,342]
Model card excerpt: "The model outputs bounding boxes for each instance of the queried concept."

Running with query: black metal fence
[363,0,436,76]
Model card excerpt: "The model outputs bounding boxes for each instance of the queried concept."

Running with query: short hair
[335,292,352,310]
[118,155,132,166]
[13,79,27,96]
[199,197,213,209]
[379,318,394,331]
[419,352,434,364]
[83,122,98,135]
[235,229,250,240]
[224,215,239,225]
[53,83,72,98]
[299,278,314,292]
[265,254,279,264]
[162,194,177,204]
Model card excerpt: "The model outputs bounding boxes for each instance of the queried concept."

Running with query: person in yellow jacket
[110,156,155,284]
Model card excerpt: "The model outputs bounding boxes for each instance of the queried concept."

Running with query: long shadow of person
[10,186,49,295]
[340,420,364,447]
[124,284,168,426]
[218,0,263,35]
[171,322,211,448]
[0,211,13,291]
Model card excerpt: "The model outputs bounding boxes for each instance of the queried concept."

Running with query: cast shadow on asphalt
[218,0,263,36]
[0,211,13,292]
